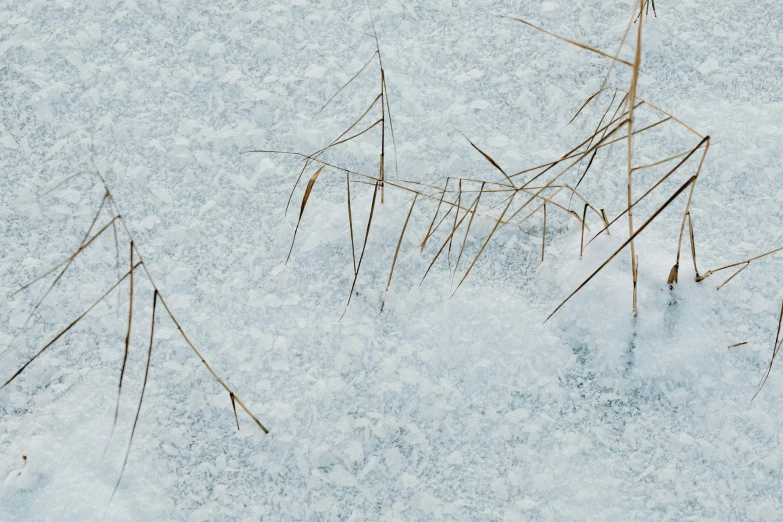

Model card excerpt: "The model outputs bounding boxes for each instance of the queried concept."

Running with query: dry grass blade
[545,176,696,323]
[111,220,121,312]
[346,173,357,274]
[632,148,692,172]
[568,87,610,125]
[448,180,463,269]
[382,74,398,177]
[464,135,515,188]
[625,4,644,316]
[111,241,135,441]
[316,50,379,116]
[287,166,325,263]
[542,203,547,262]
[454,183,485,277]
[506,119,630,227]
[146,280,270,434]
[600,209,610,235]
[507,16,633,67]
[330,118,383,149]
[697,244,783,283]
[381,194,418,311]
[2,262,141,390]
[716,263,749,290]
[687,212,699,278]
[25,172,270,438]
[285,93,382,212]
[571,147,599,200]
[728,342,747,349]
[343,181,379,317]
[599,5,636,91]
[110,289,157,503]
[230,392,240,431]
[421,178,450,251]
[580,204,588,258]
[753,299,783,400]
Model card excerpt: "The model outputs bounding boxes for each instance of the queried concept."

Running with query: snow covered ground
[2,0,783,520]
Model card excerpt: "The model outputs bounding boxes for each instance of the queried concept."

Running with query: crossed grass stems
[1,172,268,500]
[253,1,783,389]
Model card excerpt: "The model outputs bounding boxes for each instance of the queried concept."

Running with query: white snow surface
[2,0,783,520]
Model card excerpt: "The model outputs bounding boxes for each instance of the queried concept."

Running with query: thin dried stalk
[464,135,515,188]
[110,289,158,502]
[13,195,109,333]
[421,178,450,250]
[346,173,357,273]
[343,181,379,317]
[230,392,240,431]
[104,180,268,433]
[580,204,588,258]
[11,215,120,300]
[670,138,710,284]
[420,196,476,286]
[697,245,783,283]
[542,203,547,262]
[381,194,418,311]
[448,180,463,269]
[316,51,379,116]
[626,0,644,315]
[454,183,485,278]
[111,241,135,440]
[507,16,633,66]
[568,87,611,125]
[716,263,749,290]
[687,212,699,278]
[453,193,517,296]
[382,72,398,178]
[753,299,783,400]
[287,166,325,263]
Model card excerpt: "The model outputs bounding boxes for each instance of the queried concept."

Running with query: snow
[1,0,783,521]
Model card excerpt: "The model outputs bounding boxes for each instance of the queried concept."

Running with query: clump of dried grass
[1,172,267,500]
[255,3,782,390]
[259,2,707,317]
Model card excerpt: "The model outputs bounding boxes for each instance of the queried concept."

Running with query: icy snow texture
[1,0,783,520]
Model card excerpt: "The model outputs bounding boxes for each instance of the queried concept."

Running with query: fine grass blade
[342,181,379,317]
[454,183,485,278]
[464,135,515,188]
[110,289,158,503]
[346,173,357,273]
[506,16,633,67]
[753,299,783,400]
[381,194,418,311]
[110,241,135,443]
[315,50,379,117]
[287,166,325,263]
